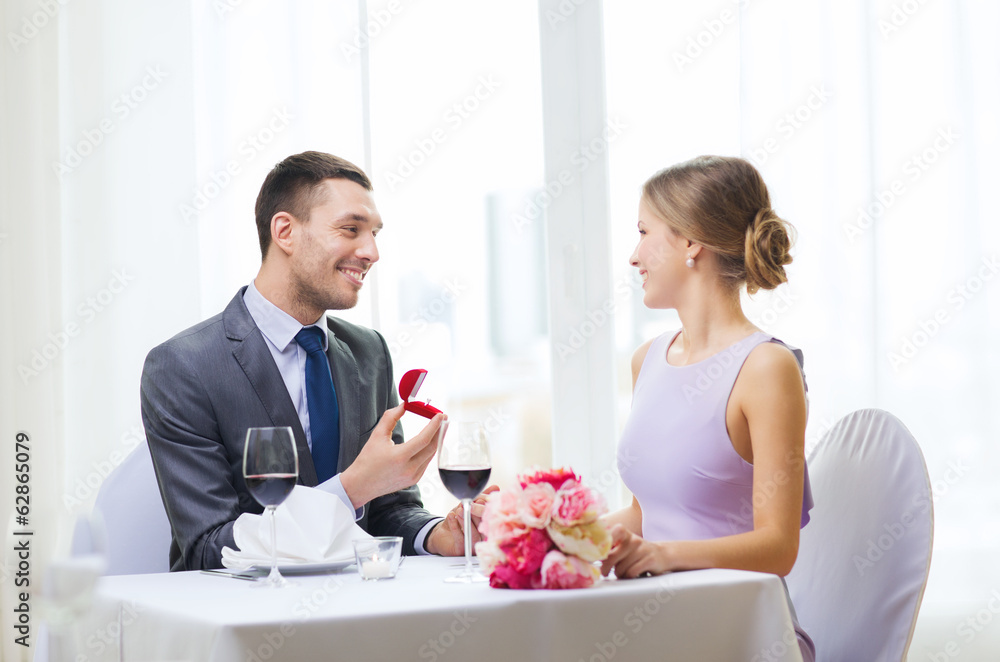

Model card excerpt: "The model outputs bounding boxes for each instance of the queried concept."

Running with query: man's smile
[338,266,367,285]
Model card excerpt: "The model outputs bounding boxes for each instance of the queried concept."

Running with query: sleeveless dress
[617,330,816,662]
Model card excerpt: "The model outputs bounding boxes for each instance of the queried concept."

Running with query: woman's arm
[631,338,654,391]
[603,342,807,578]
[600,340,656,537]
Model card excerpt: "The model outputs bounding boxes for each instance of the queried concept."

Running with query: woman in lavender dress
[601,156,815,661]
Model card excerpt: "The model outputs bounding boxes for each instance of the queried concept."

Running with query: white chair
[33,443,169,662]
[786,409,934,662]
[92,441,172,575]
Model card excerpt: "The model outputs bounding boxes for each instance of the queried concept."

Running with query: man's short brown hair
[254,151,372,260]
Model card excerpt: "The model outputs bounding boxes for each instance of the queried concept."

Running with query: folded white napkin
[221,485,371,570]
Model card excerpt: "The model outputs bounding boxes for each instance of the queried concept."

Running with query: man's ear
[271,212,295,256]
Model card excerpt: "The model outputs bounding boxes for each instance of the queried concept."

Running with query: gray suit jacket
[140,287,436,571]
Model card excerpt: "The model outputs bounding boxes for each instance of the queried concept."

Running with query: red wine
[439,467,491,500]
[246,473,297,507]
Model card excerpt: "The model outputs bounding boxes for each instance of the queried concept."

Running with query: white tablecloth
[84,556,803,661]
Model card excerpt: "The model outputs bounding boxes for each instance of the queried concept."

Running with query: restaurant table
[83,556,803,661]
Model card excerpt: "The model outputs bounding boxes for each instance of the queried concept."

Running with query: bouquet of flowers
[475,467,611,589]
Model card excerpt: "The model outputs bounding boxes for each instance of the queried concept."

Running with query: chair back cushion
[93,441,172,575]
[786,409,933,662]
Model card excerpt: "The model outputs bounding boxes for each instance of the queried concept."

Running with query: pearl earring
[685,256,695,268]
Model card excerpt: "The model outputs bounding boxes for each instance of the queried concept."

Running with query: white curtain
[3,0,998,659]
[604,1,1000,658]
[0,2,366,659]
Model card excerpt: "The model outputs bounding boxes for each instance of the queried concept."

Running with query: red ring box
[399,369,443,418]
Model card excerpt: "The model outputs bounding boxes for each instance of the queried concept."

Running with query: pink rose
[540,550,600,589]
[517,482,556,528]
[481,469,609,590]
[490,563,542,589]
[479,488,527,545]
[474,540,506,575]
[500,527,551,575]
[552,483,606,527]
[519,467,580,492]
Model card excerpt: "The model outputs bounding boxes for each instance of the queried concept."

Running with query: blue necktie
[295,326,339,482]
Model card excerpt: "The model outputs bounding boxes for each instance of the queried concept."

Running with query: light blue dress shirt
[243,282,438,553]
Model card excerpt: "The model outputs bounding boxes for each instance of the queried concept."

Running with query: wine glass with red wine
[243,426,298,587]
[438,421,491,583]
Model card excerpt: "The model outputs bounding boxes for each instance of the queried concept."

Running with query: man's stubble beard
[290,267,359,317]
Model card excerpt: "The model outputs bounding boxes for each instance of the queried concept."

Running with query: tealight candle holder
[353,537,403,581]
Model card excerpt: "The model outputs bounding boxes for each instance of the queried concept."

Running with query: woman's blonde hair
[642,155,794,294]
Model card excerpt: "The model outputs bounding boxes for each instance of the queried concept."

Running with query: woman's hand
[601,524,672,578]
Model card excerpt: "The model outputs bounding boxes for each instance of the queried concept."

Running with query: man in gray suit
[141,151,469,571]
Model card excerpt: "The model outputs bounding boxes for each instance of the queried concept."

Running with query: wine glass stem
[462,498,473,575]
[268,505,278,576]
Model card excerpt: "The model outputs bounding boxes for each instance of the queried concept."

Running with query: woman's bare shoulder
[631,338,657,389]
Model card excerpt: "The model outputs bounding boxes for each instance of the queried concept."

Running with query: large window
[366,0,550,514]
[5,2,998,657]
[602,1,1000,658]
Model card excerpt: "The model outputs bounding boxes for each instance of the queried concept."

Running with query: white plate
[252,558,355,575]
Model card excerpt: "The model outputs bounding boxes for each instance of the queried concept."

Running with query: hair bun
[641,156,796,294]
[744,208,793,294]
[752,207,772,226]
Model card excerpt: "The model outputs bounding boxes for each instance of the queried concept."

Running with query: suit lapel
[326,328,360,472]
[224,289,318,486]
